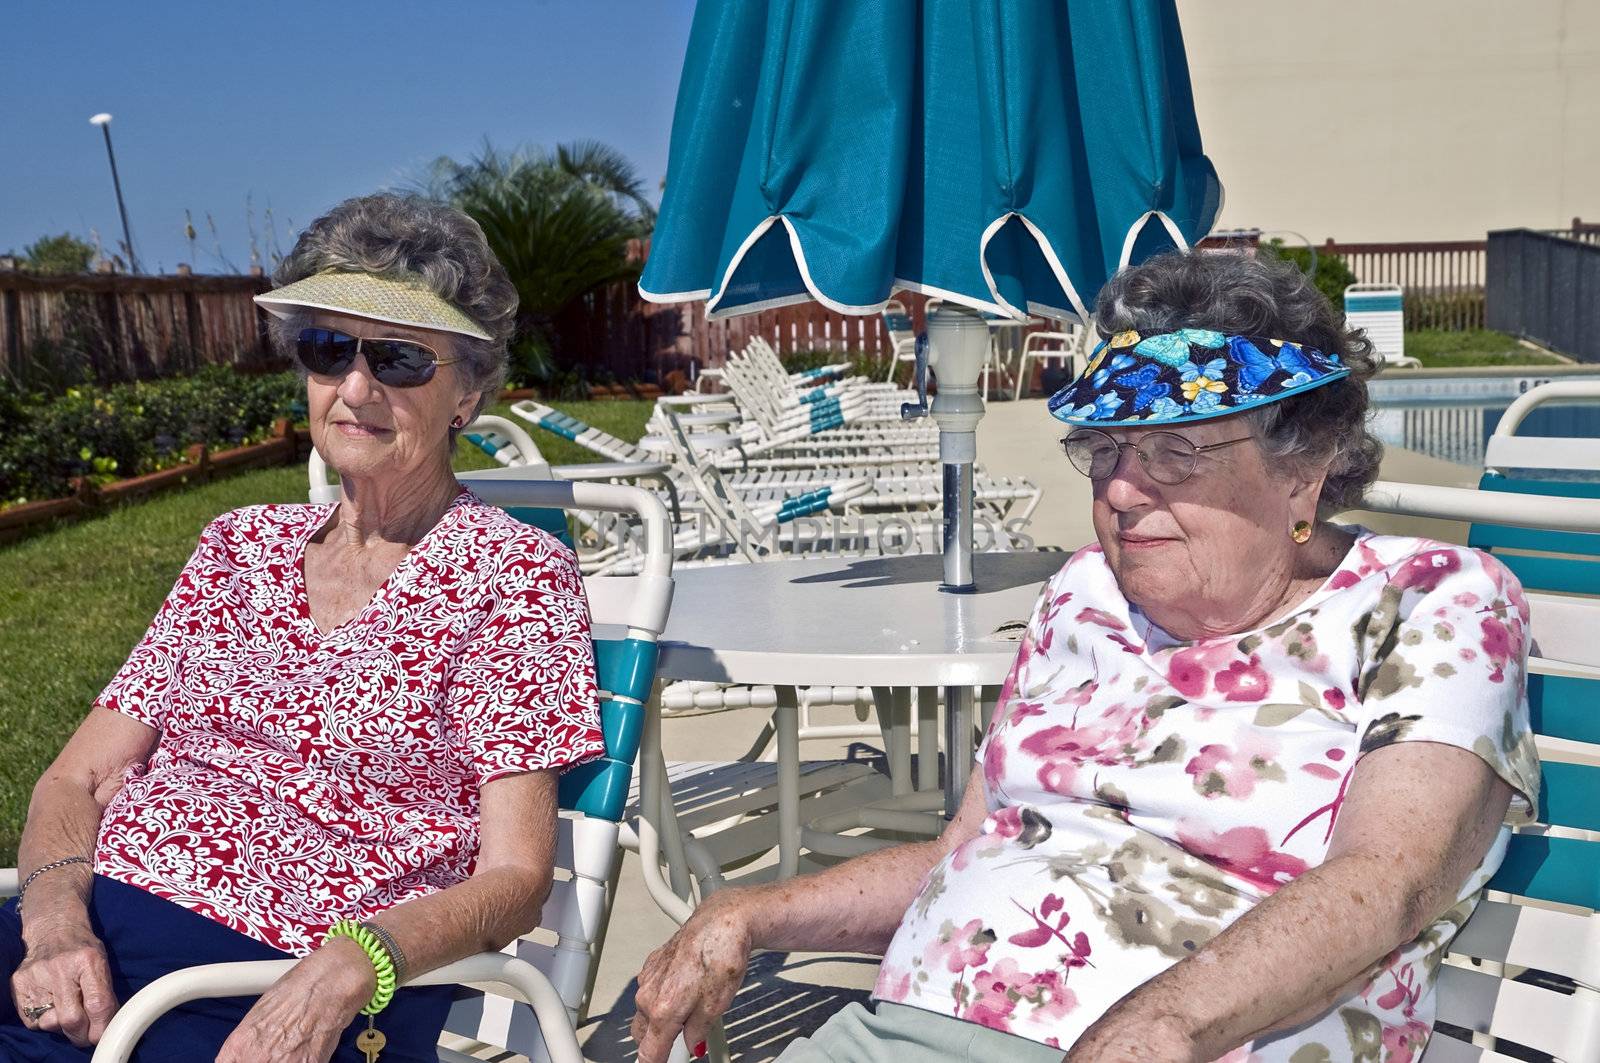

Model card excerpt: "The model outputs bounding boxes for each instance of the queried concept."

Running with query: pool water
[1366,373,1600,470]
[1370,399,1600,469]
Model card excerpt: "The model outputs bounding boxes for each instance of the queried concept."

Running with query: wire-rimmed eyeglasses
[1060,427,1254,485]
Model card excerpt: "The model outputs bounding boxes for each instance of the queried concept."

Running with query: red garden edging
[0,418,311,544]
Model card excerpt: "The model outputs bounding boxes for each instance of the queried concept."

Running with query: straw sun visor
[254,271,492,341]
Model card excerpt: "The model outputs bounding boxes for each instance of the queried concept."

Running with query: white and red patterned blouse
[92,490,604,955]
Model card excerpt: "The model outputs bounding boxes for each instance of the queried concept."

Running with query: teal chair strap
[595,637,659,706]
[558,637,659,822]
[1529,673,1600,745]
[1538,761,1600,833]
[1489,833,1600,911]
[1470,474,1600,593]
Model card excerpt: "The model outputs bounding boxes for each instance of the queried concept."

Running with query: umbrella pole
[940,448,975,590]
[940,438,976,814]
[925,304,991,813]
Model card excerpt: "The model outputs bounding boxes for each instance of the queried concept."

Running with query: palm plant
[423,141,654,386]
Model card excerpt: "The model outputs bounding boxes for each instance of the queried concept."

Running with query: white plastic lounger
[1345,283,1420,369]
[1359,479,1600,1061]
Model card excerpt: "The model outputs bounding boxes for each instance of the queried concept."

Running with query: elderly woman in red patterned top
[3,193,603,1063]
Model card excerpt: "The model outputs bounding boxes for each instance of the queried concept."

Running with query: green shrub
[1259,239,1358,308]
[1404,290,1486,331]
[0,368,303,505]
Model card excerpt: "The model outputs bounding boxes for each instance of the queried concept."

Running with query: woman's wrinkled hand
[214,939,374,1063]
[632,895,754,1063]
[11,922,118,1047]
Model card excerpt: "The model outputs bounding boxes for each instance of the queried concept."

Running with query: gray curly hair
[1092,251,1383,516]
[270,192,517,427]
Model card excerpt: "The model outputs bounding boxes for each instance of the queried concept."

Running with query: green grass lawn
[1404,329,1565,368]
[0,399,651,865]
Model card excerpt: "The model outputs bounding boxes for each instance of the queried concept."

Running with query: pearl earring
[1291,520,1313,544]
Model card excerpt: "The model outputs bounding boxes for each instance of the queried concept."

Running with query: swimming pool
[1369,372,1600,469]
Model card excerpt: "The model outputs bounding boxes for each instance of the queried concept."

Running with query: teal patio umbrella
[640,0,1224,814]
[640,0,1222,322]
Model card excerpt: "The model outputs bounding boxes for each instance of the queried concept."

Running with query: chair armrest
[0,868,18,898]
[92,953,583,1063]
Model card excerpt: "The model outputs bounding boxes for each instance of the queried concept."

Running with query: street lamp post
[88,113,140,274]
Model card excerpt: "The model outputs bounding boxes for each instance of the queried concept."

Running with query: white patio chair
[67,480,679,1063]
[1345,283,1421,369]
[1466,379,1600,597]
[1355,478,1600,1061]
[880,298,918,383]
[1012,328,1085,401]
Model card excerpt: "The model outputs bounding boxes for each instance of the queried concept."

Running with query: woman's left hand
[215,939,374,1063]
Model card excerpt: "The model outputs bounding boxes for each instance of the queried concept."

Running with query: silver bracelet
[359,921,409,986]
[16,856,91,919]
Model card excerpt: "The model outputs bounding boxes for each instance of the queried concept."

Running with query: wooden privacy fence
[1321,239,1486,331]
[581,243,1500,379]
[554,284,944,384]
[11,226,1560,391]
[0,271,275,387]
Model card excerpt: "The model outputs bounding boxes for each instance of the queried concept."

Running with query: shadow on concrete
[580,951,875,1062]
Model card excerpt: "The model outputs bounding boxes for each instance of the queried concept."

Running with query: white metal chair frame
[1358,478,1600,1061]
[35,482,677,1063]
[1483,379,1600,476]
[1012,328,1087,401]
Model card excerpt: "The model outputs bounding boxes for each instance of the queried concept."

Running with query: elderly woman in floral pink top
[632,252,1538,1063]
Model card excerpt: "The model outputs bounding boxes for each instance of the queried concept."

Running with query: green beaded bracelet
[325,918,397,1015]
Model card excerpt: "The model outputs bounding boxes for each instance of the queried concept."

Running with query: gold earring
[1291,520,1313,544]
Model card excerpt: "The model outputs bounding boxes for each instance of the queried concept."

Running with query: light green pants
[776,1002,1066,1063]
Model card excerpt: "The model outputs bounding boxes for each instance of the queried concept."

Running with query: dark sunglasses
[295,327,459,388]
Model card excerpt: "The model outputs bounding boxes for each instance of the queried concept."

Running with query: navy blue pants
[1,876,455,1062]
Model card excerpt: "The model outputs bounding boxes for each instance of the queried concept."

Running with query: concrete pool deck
[460,400,1497,1061]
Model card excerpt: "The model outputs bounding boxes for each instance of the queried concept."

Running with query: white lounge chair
[1356,478,1600,1061]
[1345,283,1421,369]
[510,399,1041,528]
[1469,379,1600,596]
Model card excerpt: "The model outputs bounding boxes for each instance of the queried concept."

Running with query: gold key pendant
[356,1015,386,1062]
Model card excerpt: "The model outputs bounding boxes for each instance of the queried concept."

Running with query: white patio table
[636,550,1064,922]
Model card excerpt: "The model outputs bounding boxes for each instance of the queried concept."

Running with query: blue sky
[2,1,694,272]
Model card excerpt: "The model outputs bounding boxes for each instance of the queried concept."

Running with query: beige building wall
[1176,0,1600,242]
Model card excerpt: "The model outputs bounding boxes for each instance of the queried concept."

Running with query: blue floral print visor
[1047,329,1351,427]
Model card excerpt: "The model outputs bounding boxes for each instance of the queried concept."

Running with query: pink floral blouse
[874,531,1539,1061]
[92,492,604,955]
